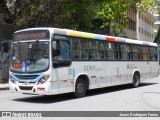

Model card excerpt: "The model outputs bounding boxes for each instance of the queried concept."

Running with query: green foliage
[136,0,158,12]
[0,0,14,23]
[154,28,160,44]
[0,0,157,35]
[98,0,157,34]
[1,0,99,31]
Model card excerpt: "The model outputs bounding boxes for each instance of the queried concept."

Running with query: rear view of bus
[9,28,51,95]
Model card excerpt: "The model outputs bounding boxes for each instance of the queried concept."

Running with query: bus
[9,27,159,98]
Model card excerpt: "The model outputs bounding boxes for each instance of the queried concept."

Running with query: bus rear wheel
[132,73,140,88]
[74,78,87,98]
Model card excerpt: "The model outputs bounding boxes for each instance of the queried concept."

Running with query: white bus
[9,27,159,97]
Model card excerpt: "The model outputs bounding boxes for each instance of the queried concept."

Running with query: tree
[98,0,157,35]
[0,0,157,35]
[0,0,100,31]
[154,0,160,44]
[0,0,14,23]
[154,28,160,44]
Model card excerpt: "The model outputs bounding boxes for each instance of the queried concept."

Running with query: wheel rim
[133,75,139,86]
[77,83,85,94]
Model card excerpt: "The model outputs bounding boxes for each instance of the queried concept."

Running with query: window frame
[71,36,158,62]
[72,37,89,61]
[52,35,72,68]
[88,39,105,60]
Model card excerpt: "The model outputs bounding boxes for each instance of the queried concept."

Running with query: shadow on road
[86,82,157,97]
[13,82,157,104]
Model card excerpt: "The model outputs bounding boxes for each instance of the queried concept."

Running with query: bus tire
[132,73,140,88]
[74,78,87,98]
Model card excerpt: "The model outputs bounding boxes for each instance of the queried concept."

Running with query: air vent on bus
[19,86,33,90]
[19,81,36,84]
[14,75,39,80]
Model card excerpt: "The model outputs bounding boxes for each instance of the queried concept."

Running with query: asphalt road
[0,76,160,119]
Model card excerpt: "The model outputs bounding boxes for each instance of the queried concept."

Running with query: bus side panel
[50,61,107,94]
[71,61,107,90]
[81,61,107,89]
[130,61,159,82]
[50,67,75,95]
[50,60,159,95]
[137,61,159,81]
[106,61,132,86]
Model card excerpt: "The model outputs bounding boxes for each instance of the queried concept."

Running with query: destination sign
[13,63,22,68]
[14,30,50,41]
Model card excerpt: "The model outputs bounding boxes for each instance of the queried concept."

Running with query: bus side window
[52,36,71,68]
[73,38,88,60]
[106,42,114,60]
[89,39,100,60]
[73,39,80,59]
[61,41,70,60]
[52,40,70,60]
[114,43,119,60]
[137,46,142,60]
[149,47,157,61]
[52,41,61,60]
[142,46,148,60]
[131,45,138,60]
[119,44,130,60]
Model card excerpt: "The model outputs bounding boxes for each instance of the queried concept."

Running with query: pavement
[0,80,9,90]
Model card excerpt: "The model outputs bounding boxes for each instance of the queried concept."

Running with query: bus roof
[15,27,157,47]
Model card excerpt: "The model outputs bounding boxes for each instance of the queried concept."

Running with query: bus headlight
[9,75,16,84]
[38,74,50,84]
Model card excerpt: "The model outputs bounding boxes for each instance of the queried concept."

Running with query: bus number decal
[84,65,96,71]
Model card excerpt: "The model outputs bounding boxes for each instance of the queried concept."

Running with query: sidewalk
[0,81,9,90]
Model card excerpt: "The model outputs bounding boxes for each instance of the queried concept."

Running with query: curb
[0,83,9,91]
[0,87,9,90]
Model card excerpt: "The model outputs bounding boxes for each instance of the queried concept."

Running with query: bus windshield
[10,41,49,73]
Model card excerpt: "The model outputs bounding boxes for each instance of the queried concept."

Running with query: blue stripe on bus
[11,73,44,82]
[117,67,119,75]
[95,35,106,40]
[72,68,75,78]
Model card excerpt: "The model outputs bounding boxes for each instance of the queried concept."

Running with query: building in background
[119,11,156,42]
[137,11,156,42]
[123,9,137,40]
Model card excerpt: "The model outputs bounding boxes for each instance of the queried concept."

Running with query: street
[0,75,160,112]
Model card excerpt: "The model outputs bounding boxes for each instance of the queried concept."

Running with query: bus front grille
[19,81,36,84]
[19,86,33,90]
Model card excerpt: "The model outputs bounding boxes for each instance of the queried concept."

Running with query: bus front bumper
[9,81,52,95]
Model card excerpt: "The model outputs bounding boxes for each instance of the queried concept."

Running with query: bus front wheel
[74,78,87,98]
[132,73,140,88]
